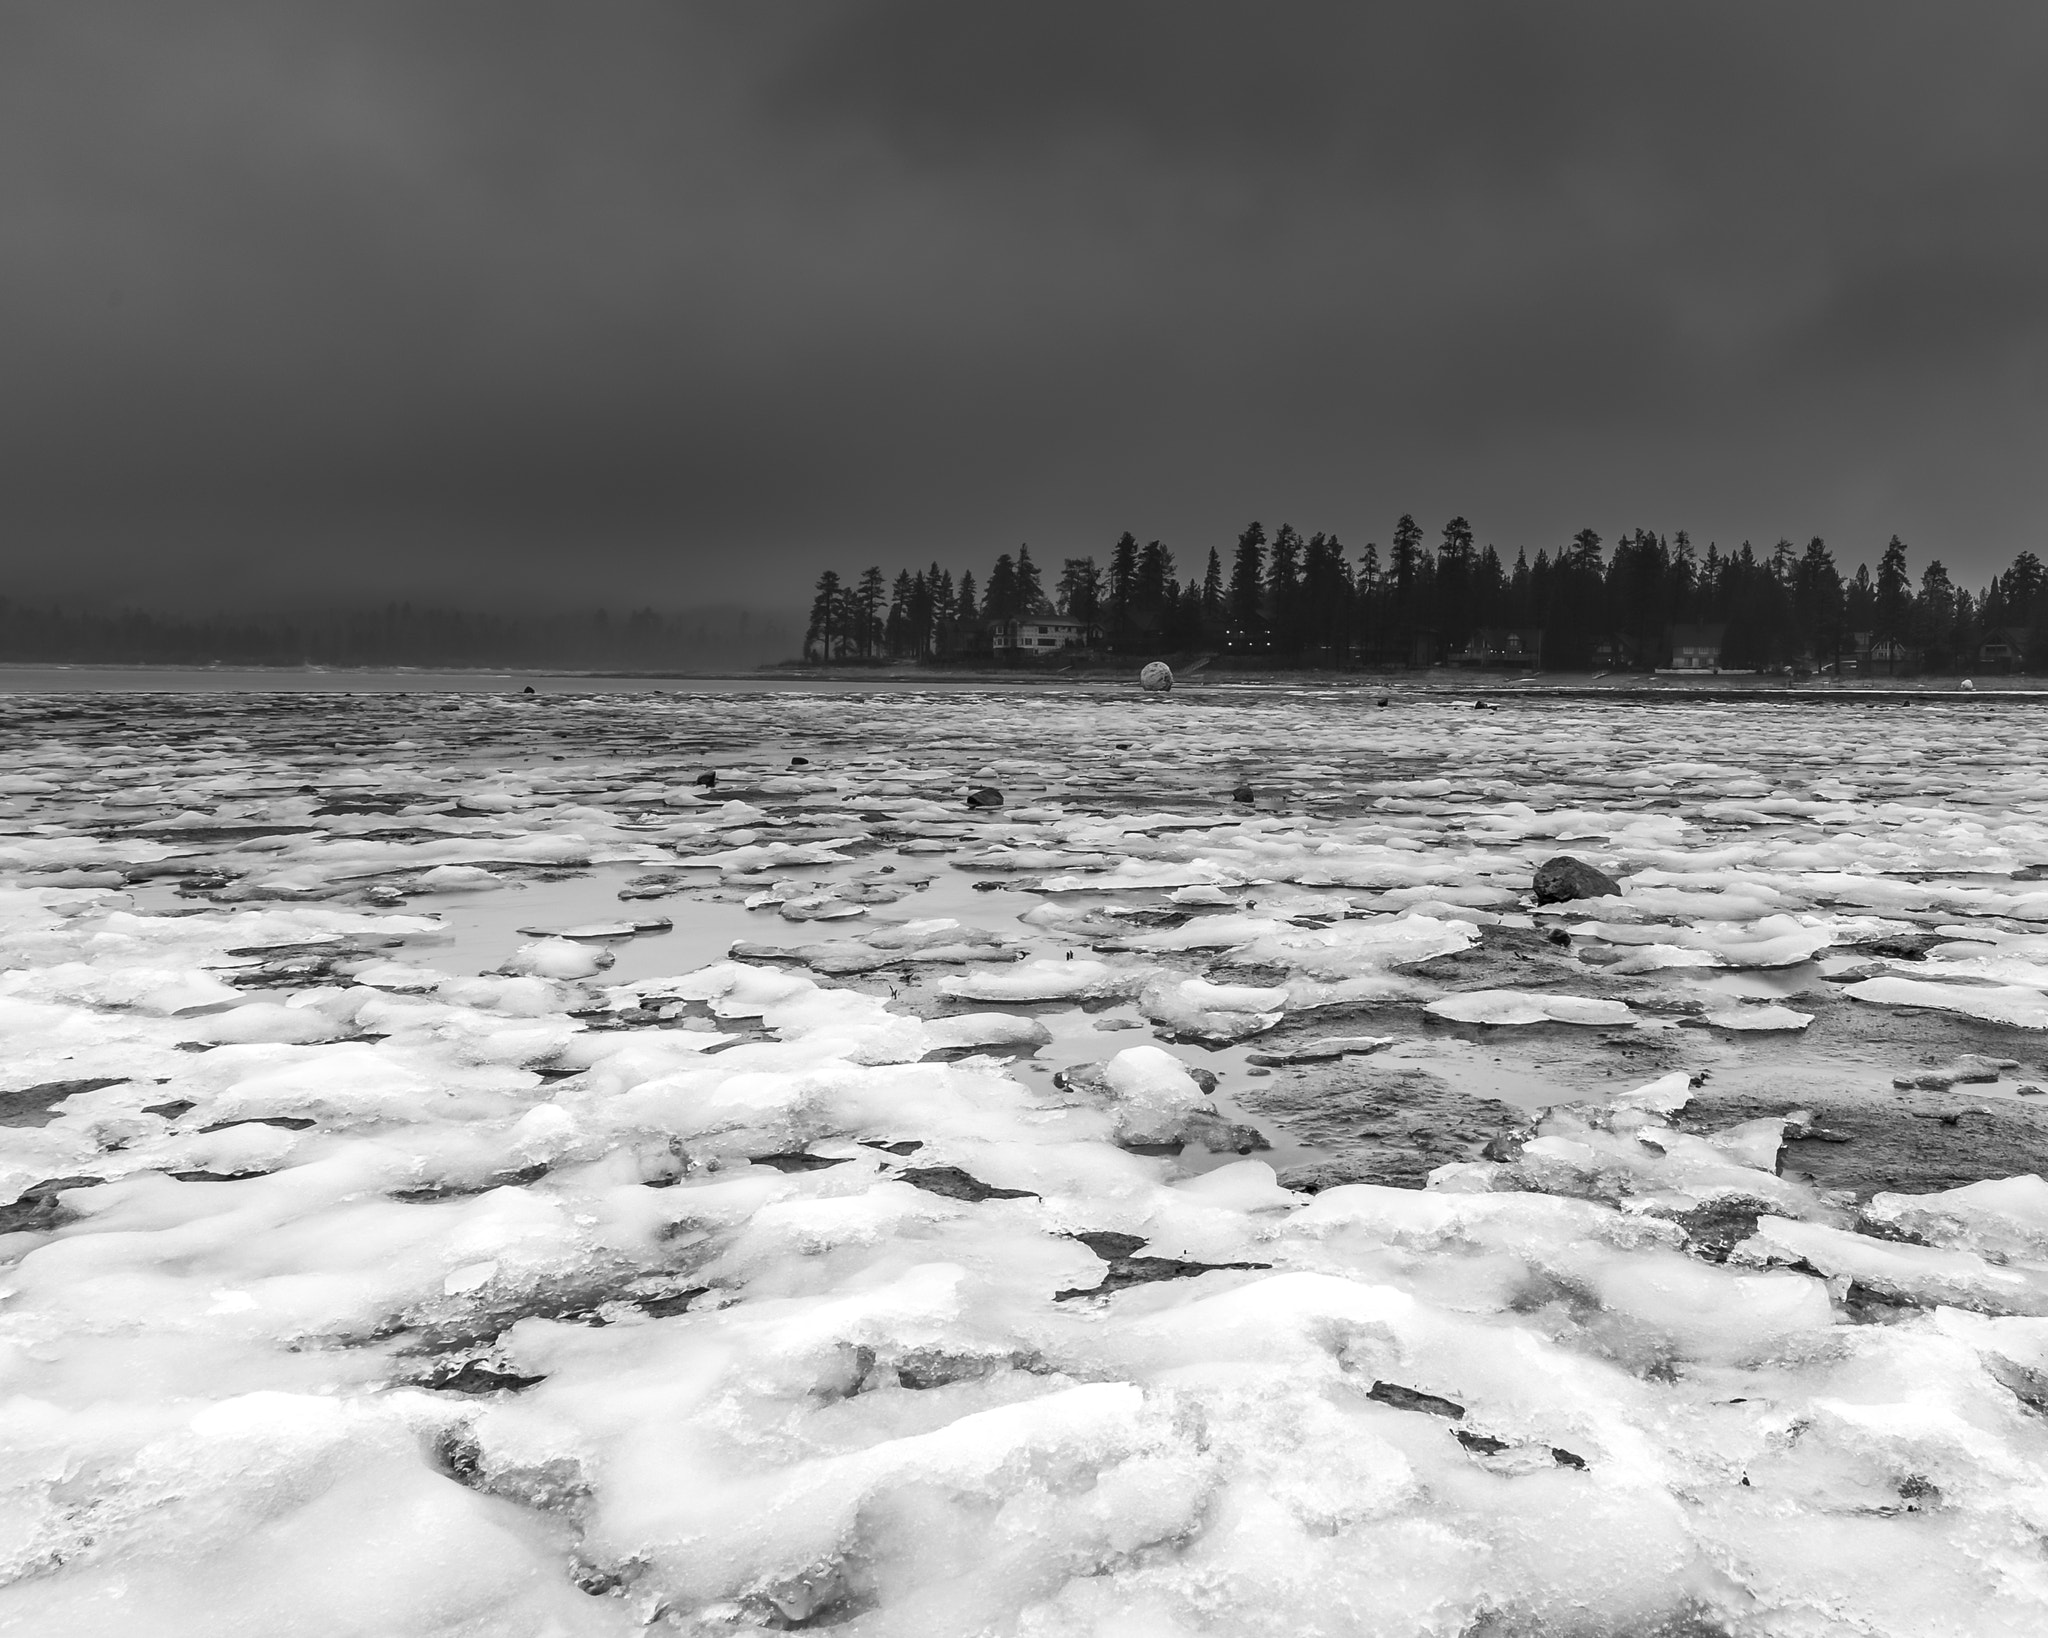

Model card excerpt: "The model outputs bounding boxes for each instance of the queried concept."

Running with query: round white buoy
[1960,678,1976,691]
[1139,662,1174,693]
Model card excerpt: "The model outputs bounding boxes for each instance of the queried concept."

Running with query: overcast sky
[4,1,2045,611]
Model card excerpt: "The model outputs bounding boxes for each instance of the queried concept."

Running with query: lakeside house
[992,615,1088,653]
[1452,628,1544,666]
[1664,623,1727,671]
[1864,634,1918,675]
[1979,625,2031,670]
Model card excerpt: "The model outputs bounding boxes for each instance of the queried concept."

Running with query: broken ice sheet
[4,689,2048,1633]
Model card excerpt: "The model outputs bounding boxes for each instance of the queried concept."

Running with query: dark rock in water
[1456,1428,1511,1455]
[142,1099,196,1120]
[1533,855,1622,904]
[1245,1065,1523,1190]
[1657,1194,1786,1263]
[861,1138,924,1155]
[1055,1251,1269,1301]
[1843,932,1949,961]
[1551,1446,1588,1470]
[521,685,535,695]
[1368,1380,1465,1419]
[634,1286,711,1319]
[1246,1037,1391,1067]
[789,756,809,766]
[1180,1110,1270,1154]
[168,1169,272,1183]
[898,1165,1036,1202]
[1,1078,127,1128]
[1232,784,1256,804]
[966,787,1004,809]
[416,1360,547,1395]
[693,771,716,788]
[893,1347,1026,1390]
[1051,1063,1112,1097]
[391,1163,550,1202]
[750,1151,853,1173]
[0,1175,107,1234]
[1071,1230,1149,1260]
[1679,1091,2048,1200]
[200,1115,317,1133]
[1376,697,1390,707]
[1275,1161,1369,1193]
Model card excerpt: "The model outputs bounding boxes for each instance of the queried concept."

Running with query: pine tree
[853,567,886,659]
[1266,525,1302,652]
[1792,537,1843,669]
[983,554,1019,622]
[1845,562,1876,636]
[1544,532,1604,670]
[1300,532,1352,657]
[1057,557,1102,639]
[1107,533,1139,643]
[886,570,915,657]
[1228,521,1267,644]
[909,571,934,658]
[1435,517,1475,653]
[805,569,845,662]
[1875,536,1911,640]
[1134,539,1175,646]
[1916,560,1957,667]
[1389,515,1424,598]
[956,572,978,627]
[1015,546,1045,615]
[1354,540,1382,660]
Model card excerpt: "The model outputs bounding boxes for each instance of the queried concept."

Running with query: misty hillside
[0,600,802,672]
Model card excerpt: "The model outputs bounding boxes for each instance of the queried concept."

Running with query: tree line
[806,521,2048,671]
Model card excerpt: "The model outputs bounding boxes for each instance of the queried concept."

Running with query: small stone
[966,787,1004,809]
[1232,783,1256,804]
[2017,1085,2044,1097]
[693,771,716,788]
[1533,856,1622,905]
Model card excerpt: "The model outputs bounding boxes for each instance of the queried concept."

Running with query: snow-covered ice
[4,684,2048,1634]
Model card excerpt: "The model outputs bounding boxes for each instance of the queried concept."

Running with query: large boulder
[1532,855,1621,905]
[1139,662,1173,693]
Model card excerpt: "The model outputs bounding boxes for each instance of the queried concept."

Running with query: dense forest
[0,601,797,672]
[806,520,2048,672]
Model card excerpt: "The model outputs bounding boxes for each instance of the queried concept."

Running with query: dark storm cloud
[2,1,2045,611]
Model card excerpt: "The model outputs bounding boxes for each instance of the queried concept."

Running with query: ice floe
[3,686,2048,1633]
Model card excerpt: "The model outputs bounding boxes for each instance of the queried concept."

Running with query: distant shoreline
[2,659,2044,700]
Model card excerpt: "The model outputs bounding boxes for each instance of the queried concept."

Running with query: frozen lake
[4,685,2048,1634]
